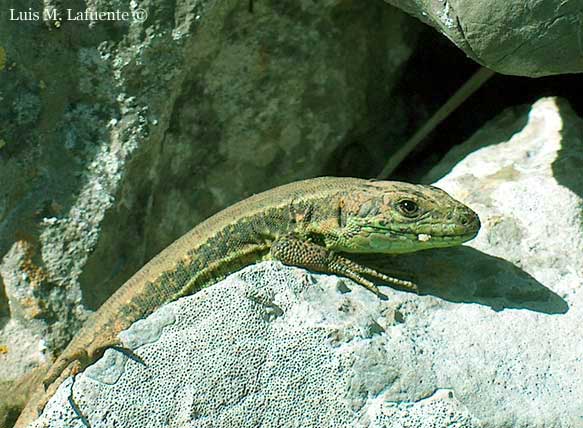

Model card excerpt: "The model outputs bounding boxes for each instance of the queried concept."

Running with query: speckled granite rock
[383,0,583,77]
[33,97,583,427]
[32,263,482,428]
[0,0,420,420]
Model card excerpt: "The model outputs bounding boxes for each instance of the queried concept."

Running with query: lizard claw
[111,346,146,366]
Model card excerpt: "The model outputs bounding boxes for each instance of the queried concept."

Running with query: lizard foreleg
[270,236,417,295]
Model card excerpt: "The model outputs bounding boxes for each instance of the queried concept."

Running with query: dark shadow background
[326,27,583,184]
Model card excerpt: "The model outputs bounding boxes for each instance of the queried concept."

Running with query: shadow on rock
[351,246,568,314]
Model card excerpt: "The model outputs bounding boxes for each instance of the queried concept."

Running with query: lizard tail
[0,364,50,428]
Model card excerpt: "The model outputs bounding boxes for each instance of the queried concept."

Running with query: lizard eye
[397,200,419,217]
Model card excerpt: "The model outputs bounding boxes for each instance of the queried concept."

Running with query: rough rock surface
[32,263,483,428]
[383,0,583,77]
[34,97,583,427]
[0,0,420,415]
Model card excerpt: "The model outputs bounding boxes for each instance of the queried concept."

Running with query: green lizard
[14,176,480,427]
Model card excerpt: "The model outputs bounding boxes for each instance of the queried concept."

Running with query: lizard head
[328,180,480,254]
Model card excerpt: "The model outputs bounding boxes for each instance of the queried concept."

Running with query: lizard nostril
[463,211,481,231]
[460,212,479,228]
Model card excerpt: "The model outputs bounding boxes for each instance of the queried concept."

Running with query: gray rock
[383,0,583,76]
[33,97,583,427]
[33,263,482,428]
[0,0,420,407]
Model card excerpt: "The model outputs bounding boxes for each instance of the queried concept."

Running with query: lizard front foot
[271,235,417,296]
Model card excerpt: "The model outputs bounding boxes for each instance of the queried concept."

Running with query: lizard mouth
[363,225,478,240]
[399,232,477,245]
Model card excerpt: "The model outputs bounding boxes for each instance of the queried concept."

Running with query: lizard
[13,176,480,427]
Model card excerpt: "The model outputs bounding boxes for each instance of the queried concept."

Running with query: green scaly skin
[14,176,480,427]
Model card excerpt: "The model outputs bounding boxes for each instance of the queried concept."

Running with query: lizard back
[66,177,364,354]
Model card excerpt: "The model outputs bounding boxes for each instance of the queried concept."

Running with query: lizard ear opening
[338,198,346,228]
